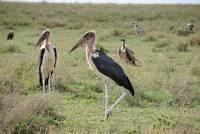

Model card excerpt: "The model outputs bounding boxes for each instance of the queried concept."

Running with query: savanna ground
[0,2,200,134]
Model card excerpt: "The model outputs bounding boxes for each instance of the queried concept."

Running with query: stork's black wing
[53,48,57,67]
[91,50,134,96]
[38,48,45,86]
[7,32,14,40]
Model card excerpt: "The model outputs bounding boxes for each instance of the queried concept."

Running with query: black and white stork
[69,30,134,119]
[34,29,57,95]
[118,38,138,66]
[7,30,14,40]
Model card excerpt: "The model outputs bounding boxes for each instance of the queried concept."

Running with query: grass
[0,2,200,134]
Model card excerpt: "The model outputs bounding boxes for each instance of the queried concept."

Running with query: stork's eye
[85,34,94,40]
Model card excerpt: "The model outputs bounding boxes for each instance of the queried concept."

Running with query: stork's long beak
[68,37,84,53]
[34,34,45,49]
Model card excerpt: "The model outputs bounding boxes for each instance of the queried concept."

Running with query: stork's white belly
[41,48,55,78]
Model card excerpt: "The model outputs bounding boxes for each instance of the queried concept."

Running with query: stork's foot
[105,110,112,120]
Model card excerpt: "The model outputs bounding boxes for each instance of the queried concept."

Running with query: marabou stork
[7,30,14,40]
[69,30,134,119]
[34,29,57,95]
[132,22,145,36]
[118,38,138,66]
[186,23,194,33]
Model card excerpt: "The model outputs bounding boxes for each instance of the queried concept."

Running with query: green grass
[0,2,200,134]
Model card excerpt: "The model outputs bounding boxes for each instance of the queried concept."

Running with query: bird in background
[69,30,134,119]
[34,29,57,96]
[118,38,138,66]
[7,30,14,40]
[185,23,194,33]
[132,22,145,36]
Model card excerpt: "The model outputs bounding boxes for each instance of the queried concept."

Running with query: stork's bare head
[69,30,96,53]
[34,29,50,49]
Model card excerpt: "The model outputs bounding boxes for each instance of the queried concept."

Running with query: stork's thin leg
[48,73,51,97]
[52,72,54,91]
[42,73,45,97]
[107,89,127,114]
[104,81,108,119]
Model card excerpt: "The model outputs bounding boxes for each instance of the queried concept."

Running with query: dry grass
[189,35,200,46]
[169,77,199,107]
[176,42,188,52]
[177,29,191,36]
[99,28,124,41]
[0,44,22,54]
[143,35,157,42]
[190,55,200,77]
[152,39,170,52]
[0,92,63,134]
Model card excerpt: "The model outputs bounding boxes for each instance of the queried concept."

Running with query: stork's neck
[44,37,51,52]
[86,43,95,56]
[45,36,50,46]
[85,43,95,70]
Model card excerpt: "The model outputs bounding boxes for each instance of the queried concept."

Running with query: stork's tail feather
[123,76,134,96]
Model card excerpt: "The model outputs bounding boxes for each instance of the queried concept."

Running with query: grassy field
[0,2,200,134]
